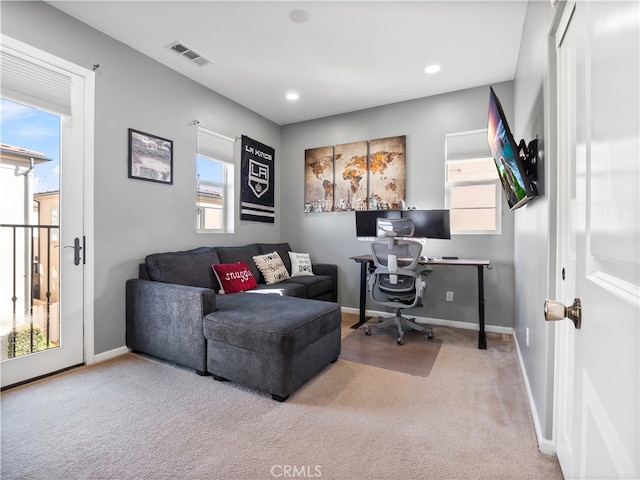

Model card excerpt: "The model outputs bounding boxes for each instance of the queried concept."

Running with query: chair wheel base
[363,314,434,345]
[271,393,289,402]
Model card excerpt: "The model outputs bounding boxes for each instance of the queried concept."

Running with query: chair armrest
[126,279,216,373]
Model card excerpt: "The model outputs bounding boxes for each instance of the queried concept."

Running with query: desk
[350,255,491,349]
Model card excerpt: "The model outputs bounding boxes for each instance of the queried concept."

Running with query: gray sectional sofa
[126,242,341,401]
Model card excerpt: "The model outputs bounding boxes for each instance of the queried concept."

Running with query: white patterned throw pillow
[289,252,315,277]
[253,251,290,285]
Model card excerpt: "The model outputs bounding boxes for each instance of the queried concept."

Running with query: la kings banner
[241,135,275,223]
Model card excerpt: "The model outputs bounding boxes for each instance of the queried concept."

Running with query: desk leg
[350,261,372,329]
[477,265,487,349]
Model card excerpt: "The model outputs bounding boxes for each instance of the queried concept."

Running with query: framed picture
[128,128,173,184]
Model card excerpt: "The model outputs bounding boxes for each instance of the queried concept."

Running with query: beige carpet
[1,314,562,480]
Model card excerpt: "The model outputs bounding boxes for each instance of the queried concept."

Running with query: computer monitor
[355,210,401,237]
[401,209,451,239]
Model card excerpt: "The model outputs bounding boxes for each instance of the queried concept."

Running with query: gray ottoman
[203,293,341,401]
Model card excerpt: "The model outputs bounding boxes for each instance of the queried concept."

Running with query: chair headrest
[376,217,415,238]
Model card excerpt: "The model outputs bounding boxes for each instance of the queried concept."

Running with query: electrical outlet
[526,327,530,347]
[446,291,454,302]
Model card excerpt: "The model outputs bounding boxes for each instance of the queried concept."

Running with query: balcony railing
[1,223,60,360]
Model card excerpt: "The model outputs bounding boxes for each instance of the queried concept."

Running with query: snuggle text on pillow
[225,269,251,282]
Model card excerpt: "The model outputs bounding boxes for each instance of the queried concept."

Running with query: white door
[552,2,639,478]
[0,37,94,388]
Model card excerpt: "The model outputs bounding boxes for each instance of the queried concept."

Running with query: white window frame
[445,129,502,235]
[196,128,235,234]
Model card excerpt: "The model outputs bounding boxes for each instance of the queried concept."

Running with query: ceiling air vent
[167,41,212,66]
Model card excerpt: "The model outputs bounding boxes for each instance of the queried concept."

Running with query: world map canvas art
[304,135,406,212]
[334,141,368,211]
[304,145,334,212]
[368,136,406,210]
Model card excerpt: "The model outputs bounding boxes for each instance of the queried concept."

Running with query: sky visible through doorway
[1,98,60,193]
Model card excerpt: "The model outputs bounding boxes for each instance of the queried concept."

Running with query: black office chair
[363,217,433,345]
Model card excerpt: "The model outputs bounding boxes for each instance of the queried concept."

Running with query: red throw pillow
[212,262,257,294]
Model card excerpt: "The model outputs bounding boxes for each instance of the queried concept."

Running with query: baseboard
[92,346,130,364]
[416,315,513,335]
[513,330,556,457]
[340,306,513,335]
[339,306,361,316]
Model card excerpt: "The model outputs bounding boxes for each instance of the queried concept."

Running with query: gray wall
[1,1,282,355]
[512,1,557,443]
[281,83,516,329]
[3,1,523,356]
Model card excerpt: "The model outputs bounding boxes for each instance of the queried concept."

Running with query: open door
[549,2,639,478]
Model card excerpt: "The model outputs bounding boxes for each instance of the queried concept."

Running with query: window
[196,155,225,230]
[196,128,234,233]
[445,130,501,234]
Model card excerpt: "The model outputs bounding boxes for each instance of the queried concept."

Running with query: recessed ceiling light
[286,92,300,101]
[425,64,441,74]
[289,9,310,23]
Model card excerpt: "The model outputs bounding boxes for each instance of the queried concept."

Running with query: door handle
[64,237,82,266]
[544,298,581,329]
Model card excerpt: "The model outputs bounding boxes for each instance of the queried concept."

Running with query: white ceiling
[48,1,528,126]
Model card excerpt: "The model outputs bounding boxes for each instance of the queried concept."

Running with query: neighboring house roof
[34,190,60,198]
[0,143,52,164]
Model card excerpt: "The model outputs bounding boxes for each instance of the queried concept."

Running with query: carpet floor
[0,314,563,480]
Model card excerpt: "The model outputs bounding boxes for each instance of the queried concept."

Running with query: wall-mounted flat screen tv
[487,86,538,210]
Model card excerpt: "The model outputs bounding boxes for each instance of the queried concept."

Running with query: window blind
[197,127,234,162]
[0,50,72,118]
[447,157,497,182]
